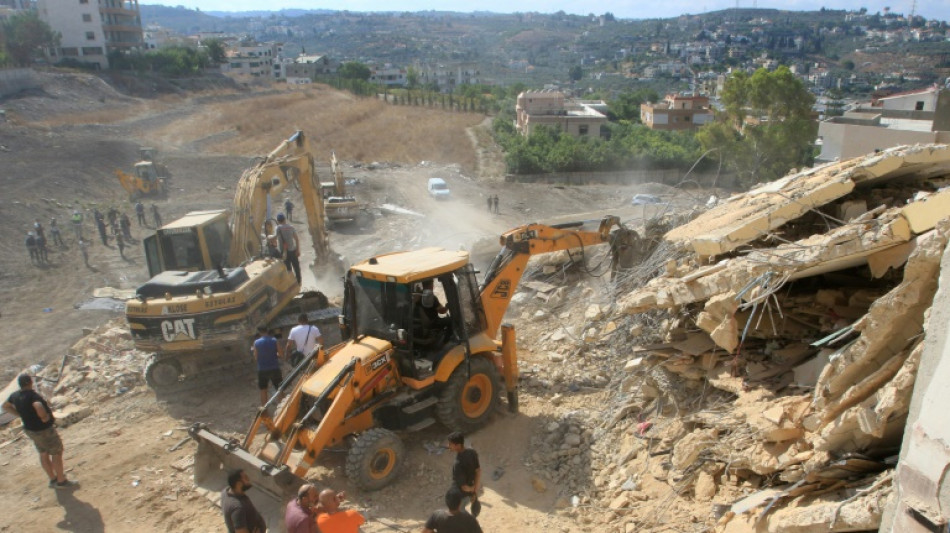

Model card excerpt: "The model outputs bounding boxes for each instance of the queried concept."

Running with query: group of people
[90,207,137,258]
[222,430,483,533]
[24,218,59,266]
[264,212,302,285]
[485,195,499,214]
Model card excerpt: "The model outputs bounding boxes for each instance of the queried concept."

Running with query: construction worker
[25,231,39,265]
[134,201,146,226]
[275,213,301,285]
[151,204,162,228]
[70,210,83,240]
[49,218,64,247]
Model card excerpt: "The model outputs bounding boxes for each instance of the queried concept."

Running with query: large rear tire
[436,356,501,433]
[346,428,404,491]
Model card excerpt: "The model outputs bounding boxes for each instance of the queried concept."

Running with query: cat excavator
[125,131,338,391]
[189,215,638,528]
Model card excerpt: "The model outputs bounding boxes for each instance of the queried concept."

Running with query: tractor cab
[142,210,233,277]
[134,161,160,183]
[343,248,486,382]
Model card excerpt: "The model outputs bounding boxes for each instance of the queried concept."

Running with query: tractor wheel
[144,357,182,390]
[436,356,501,433]
[345,428,404,491]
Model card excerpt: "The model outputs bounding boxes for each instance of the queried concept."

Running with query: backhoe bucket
[190,424,302,529]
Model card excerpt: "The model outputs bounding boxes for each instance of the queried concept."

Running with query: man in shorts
[2,374,77,489]
[253,326,283,406]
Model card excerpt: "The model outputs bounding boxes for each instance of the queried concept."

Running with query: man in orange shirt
[315,488,365,533]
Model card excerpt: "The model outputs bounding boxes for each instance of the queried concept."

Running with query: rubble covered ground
[3,71,950,532]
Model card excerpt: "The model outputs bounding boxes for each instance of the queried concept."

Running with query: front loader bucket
[190,424,303,530]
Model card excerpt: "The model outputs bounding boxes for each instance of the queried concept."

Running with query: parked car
[631,193,663,205]
[427,177,451,199]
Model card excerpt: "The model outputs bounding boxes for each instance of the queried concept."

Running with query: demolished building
[599,144,950,532]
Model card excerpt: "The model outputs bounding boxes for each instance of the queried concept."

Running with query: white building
[369,64,406,87]
[221,42,280,78]
[37,0,144,69]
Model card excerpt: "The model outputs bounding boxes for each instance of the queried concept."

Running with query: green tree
[842,59,855,70]
[698,66,816,185]
[406,66,419,89]
[203,38,227,65]
[1,11,59,67]
[608,89,660,122]
[338,61,371,80]
[569,65,583,82]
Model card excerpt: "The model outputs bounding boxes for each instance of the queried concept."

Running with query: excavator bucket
[190,424,303,529]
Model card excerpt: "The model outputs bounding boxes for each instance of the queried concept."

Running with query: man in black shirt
[2,374,77,489]
[221,469,266,533]
[448,431,482,517]
[423,487,482,533]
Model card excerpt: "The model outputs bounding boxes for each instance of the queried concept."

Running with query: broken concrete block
[694,471,717,502]
[793,349,832,387]
[901,188,950,235]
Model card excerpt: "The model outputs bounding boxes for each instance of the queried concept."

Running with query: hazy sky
[152,0,949,22]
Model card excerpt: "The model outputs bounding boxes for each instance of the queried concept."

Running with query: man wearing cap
[2,374,77,489]
[253,326,283,406]
[285,483,321,533]
[275,213,302,285]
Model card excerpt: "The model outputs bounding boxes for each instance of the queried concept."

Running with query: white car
[427,177,451,200]
[631,194,662,205]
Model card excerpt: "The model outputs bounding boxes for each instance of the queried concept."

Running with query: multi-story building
[221,42,281,78]
[817,87,950,162]
[515,90,609,139]
[369,64,406,87]
[282,54,337,83]
[37,0,144,69]
[415,62,478,92]
[640,94,714,131]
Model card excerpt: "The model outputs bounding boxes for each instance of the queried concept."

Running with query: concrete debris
[515,146,950,532]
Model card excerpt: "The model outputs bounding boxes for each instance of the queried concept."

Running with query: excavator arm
[228,131,330,265]
[480,216,627,338]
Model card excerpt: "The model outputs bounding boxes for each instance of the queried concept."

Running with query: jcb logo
[161,319,197,342]
[491,279,511,299]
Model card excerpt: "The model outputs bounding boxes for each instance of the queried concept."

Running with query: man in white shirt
[285,314,323,366]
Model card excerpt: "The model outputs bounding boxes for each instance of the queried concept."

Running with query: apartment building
[640,93,714,131]
[221,42,280,78]
[515,90,609,139]
[37,0,144,69]
[369,64,406,87]
[817,87,950,162]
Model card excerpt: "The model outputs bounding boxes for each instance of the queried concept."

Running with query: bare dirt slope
[0,70,691,533]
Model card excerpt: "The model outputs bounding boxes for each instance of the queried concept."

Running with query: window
[915,101,925,111]
[79,0,88,3]
[230,62,242,68]
[86,31,95,40]
[81,46,103,55]
[82,14,92,22]
[578,125,589,136]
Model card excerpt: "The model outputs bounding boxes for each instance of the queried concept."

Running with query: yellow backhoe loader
[116,147,170,201]
[189,216,637,528]
[125,131,337,391]
[324,151,363,227]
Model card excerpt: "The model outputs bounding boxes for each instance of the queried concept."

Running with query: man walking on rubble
[2,375,78,490]
[275,213,302,286]
[135,201,146,227]
[221,469,265,533]
[447,431,482,517]
[423,487,483,533]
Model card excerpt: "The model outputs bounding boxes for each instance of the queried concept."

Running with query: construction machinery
[323,152,363,227]
[115,147,170,201]
[190,216,634,525]
[126,131,337,391]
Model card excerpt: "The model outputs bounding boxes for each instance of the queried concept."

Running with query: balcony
[102,24,143,34]
[99,6,139,16]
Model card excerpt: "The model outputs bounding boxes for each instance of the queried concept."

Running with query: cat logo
[160,318,197,342]
[490,279,511,298]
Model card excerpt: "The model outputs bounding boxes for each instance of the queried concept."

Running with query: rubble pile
[513,144,950,532]
[3,318,151,431]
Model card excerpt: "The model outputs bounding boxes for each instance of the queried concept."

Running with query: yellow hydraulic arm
[479,216,622,338]
[228,131,330,265]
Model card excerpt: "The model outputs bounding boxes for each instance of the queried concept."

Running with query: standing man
[286,314,323,367]
[70,209,83,240]
[492,195,499,214]
[49,218,65,247]
[253,326,283,406]
[284,198,295,223]
[135,201,146,227]
[78,238,90,267]
[316,488,365,533]
[448,432,482,517]
[151,204,162,228]
[120,213,133,241]
[285,483,319,533]
[96,216,109,246]
[221,469,265,533]
[35,232,49,264]
[116,232,126,259]
[423,487,483,533]
[2,375,77,489]
[25,231,39,265]
[486,196,492,212]
[33,218,46,242]
[275,213,301,285]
